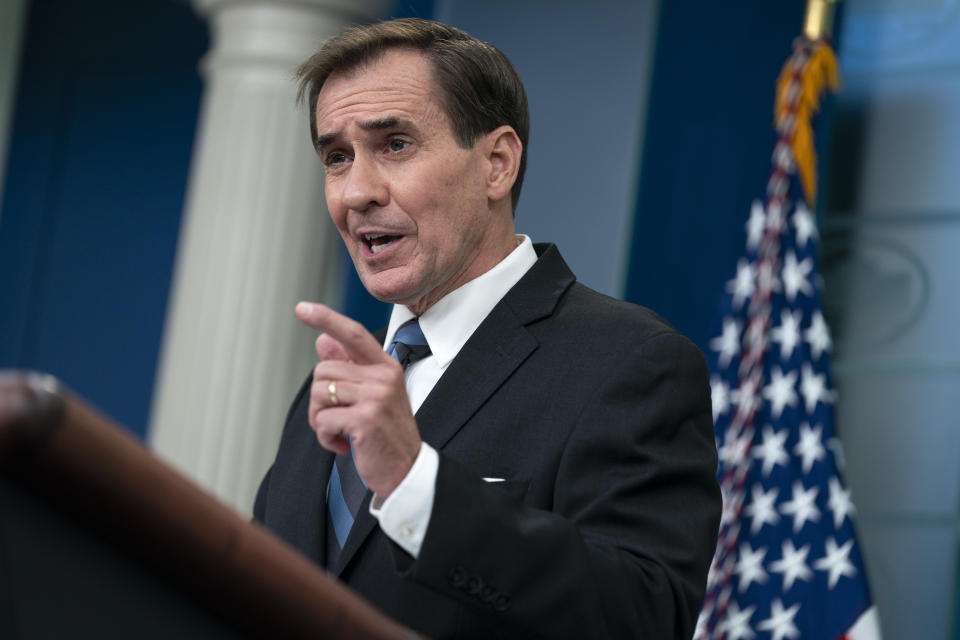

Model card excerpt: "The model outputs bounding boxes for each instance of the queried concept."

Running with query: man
[254,18,720,639]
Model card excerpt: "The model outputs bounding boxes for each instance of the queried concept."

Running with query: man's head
[300,19,529,314]
[298,18,529,211]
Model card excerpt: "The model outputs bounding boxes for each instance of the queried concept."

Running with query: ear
[482,126,522,204]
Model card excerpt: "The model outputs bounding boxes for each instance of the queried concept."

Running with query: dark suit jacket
[254,244,720,639]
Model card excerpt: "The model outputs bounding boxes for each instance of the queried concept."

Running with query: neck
[406,231,518,316]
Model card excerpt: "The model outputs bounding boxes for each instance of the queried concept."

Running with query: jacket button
[494,594,511,611]
[448,567,467,588]
[480,585,497,603]
[466,575,484,596]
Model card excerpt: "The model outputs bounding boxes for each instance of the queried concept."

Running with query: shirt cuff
[368,441,438,558]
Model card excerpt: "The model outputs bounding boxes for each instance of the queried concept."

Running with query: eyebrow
[314,117,411,150]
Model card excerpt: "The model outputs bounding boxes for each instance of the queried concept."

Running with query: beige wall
[825,1,960,637]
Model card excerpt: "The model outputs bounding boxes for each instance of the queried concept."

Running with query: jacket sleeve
[403,332,721,639]
[252,372,313,524]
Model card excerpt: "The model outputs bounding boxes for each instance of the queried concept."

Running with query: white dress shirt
[368,235,538,557]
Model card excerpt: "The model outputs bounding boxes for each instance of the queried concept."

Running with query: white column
[149,0,390,514]
[0,0,28,214]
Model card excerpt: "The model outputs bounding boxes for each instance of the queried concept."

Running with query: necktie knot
[388,319,431,369]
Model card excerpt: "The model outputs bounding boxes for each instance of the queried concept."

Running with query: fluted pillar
[149,0,390,514]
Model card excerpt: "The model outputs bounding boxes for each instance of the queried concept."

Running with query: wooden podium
[0,372,421,639]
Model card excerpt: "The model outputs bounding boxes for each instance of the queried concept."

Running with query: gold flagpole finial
[804,0,839,41]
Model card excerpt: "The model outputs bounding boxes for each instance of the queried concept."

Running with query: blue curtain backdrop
[0,0,207,438]
[624,0,840,354]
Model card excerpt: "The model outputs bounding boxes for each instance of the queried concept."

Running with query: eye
[387,138,410,153]
[325,151,349,166]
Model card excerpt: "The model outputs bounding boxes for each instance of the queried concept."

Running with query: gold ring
[328,380,339,406]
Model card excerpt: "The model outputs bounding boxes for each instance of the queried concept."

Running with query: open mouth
[363,233,402,255]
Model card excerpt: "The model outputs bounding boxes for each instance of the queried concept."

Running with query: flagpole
[803,0,838,41]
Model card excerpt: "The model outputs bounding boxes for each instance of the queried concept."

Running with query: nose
[340,155,389,213]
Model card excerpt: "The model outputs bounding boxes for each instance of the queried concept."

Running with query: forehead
[314,48,443,134]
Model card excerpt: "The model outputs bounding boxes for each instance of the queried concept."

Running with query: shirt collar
[383,235,538,368]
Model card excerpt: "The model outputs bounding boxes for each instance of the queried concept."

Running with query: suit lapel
[417,244,574,448]
[415,303,536,448]
[331,244,575,575]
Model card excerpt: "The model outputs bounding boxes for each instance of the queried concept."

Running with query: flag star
[753,425,789,476]
[780,480,821,533]
[769,539,813,591]
[746,200,766,250]
[727,259,756,310]
[794,422,826,474]
[720,601,757,640]
[828,476,856,529]
[735,542,769,592]
[800,362,835,415]
[757,598,802,640]
[781,251,814,302]
[771,309,802,361]
[711,376,731,423]
[814,536,857,589]
[762,367,798,419]
[791,200,818,248]
[744,483,780,534]
[711,318,741,368]
[804,310,832,360]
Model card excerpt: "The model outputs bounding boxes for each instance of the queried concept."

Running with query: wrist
[373,439,422,499]
[368,442,439,558]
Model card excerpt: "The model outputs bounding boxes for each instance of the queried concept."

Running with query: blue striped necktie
[326,319,431,563]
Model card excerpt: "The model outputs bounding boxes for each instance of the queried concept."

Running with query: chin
[358,274,420,307]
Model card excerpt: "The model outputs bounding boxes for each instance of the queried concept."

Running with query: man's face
[315,48,508,314]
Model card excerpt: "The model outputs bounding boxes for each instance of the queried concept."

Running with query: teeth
[363,233,397,255]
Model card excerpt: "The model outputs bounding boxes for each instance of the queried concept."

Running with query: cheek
[325,193,349,232]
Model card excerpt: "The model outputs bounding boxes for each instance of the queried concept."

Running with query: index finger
[296,302,388,365]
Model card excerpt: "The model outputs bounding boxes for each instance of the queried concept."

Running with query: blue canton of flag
[695,41,881,640]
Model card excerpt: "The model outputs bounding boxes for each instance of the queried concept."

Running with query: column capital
[192,0,393,74]
[193,0,392,23]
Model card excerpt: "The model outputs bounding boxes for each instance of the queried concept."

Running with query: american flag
[695,39,881,640]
